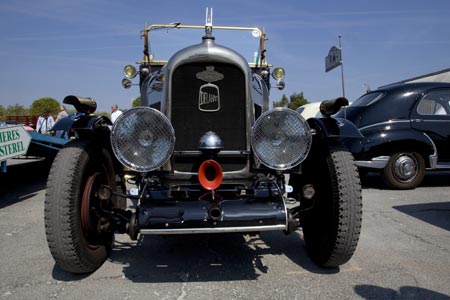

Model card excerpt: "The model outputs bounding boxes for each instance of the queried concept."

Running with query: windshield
[351,92,384,107]
[144,25,264,65]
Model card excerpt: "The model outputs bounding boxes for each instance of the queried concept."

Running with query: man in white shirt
[111,104,123,123]
[36,115,55,134]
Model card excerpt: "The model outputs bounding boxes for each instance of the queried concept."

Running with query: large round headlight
[111,107,175,172]
[123,65,137,79]
[252,108,312,170]
[272,67,285,80]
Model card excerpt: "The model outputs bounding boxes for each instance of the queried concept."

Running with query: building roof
[380,68,450,88]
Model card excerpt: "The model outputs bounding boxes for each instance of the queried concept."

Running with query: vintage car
[336,82,450,189]
[296,102,323,119]
[297,101,353,120]
[44,14,363,273]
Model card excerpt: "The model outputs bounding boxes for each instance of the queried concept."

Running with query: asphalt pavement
[1,158,450,300]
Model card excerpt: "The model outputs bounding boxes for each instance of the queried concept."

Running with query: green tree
[96,111,110,118]
[67,108,77,116]
[6,104,29,116]
[273,94,289,108]
[132,96,141,107]
[0,105,5,121]
[30,97,60,117]
[288,92,309,110]
[273,92,309,110]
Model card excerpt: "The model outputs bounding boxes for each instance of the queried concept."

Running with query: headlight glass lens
[272,67,285,80]
[111,107,175,172]
[252,108,312,170]
[123,65,137,79]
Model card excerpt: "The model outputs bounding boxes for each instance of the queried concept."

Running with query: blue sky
[1,0,449,113]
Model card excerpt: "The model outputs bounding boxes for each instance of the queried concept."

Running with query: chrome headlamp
[123,65,137,79]
[111,107,175,172]
[251,108,312,170]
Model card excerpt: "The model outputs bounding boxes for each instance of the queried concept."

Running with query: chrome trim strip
[413,119,450,123]
[421,132,439,169]
[359,120,410,131]
[139,224,287,235]
[173,170,251,180]
[354,156,390,169]
[173,150,251,156]
[432,163,450,169]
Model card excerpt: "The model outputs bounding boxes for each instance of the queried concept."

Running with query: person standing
[55,105,69,122]
[55,105,69,138]
[111,104,123,123]
[36,114,55,135]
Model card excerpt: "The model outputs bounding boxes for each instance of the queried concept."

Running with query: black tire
[287,173,302,201]
[381,152,425,190]
[302,143,362,267]
[44,140,116,273]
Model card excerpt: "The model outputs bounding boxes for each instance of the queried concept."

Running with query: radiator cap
[198,131,223,153]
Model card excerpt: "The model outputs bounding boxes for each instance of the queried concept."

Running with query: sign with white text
[0,125,31,160]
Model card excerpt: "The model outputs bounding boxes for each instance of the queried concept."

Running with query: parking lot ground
[1,161,450,300]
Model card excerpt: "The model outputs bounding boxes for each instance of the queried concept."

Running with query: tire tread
[45,140,108,273]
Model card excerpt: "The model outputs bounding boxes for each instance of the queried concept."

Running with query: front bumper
[137,197,288,235]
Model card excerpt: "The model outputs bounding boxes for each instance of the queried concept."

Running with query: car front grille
[171,62,247,172]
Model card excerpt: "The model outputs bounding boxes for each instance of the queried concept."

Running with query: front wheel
[381,152,425,190]
[44,140,116,273]
[302,143,362,267]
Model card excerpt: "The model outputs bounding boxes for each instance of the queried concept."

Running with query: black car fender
[356,127,435,161]
[52,114,112,139]
[307,117,363,140]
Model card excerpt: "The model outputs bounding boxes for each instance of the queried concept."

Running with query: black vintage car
[45,15,363,273]
[336,82,450,189]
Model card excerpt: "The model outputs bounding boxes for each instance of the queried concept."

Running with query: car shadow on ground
[0,157,51,209]
[112,231,338,283]
[52,231,340,282]
[354,284,450,300]
[360,171,450,189]
[393,202,450,232]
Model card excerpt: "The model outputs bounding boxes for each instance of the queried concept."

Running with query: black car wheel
[45,140,116,273]
[382,152,425,190]
[302,143,362,268]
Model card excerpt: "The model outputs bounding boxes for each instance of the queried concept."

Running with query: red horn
[198,160,223,190]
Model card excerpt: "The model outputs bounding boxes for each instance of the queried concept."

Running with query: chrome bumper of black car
[354,156,389,169]
[356,155,450,170]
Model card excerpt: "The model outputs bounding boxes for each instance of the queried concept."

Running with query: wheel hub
[393,154,417,182]
[81,172,107,241]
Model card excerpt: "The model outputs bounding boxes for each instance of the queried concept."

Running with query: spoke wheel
[45,140,116,273]
[81,172,108,248]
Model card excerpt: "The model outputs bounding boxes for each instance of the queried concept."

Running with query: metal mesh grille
[111,107,175,172]
[252,108,312,170]
[171,62,246,151]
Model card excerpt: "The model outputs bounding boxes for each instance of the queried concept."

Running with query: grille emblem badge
[196,66,224,83]
[197,66,223,112]
[199,83,220,112]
